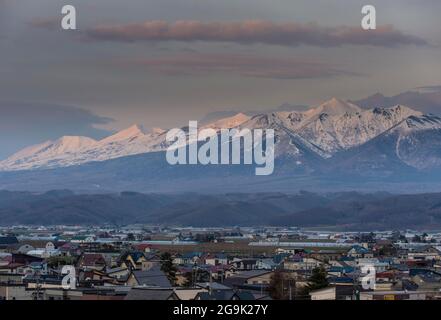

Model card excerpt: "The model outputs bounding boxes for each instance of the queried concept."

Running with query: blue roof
[329,266,355,273]
[29,261,46,268]
[340,256,355,261]
[182,252,202,259]
[273,253,290,264]
[128,251,145,262]
[391,263,409,271]
[409,268,435,277]
[329,276,355,284]
[350,245,369,253]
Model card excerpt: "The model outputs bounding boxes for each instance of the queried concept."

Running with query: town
[1,225,441,300]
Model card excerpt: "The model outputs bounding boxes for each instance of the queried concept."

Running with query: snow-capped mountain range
[1,97,441,172]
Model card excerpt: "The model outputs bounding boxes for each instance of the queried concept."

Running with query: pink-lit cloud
[29,17,60,31]
[84,20,427,47]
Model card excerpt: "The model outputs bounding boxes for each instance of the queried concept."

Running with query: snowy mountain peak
[372,105,422,122]
[0,135,97,171]
[203,112,250,130]
[307,98,362,117]
[390,104,422,117]
[54,136,97,151]
[99,124,146,144]
[151,127,166,135]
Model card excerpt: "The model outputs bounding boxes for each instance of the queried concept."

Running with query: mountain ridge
[2,190,441,230]
[1,98,441,192]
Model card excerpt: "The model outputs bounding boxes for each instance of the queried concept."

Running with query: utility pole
[209,270,213,296]
[281,278,284,300]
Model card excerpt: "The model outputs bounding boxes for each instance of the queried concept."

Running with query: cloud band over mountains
[83,20,427,47]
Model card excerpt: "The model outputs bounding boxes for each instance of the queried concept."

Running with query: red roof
[3,263,24,269]
[377,271,395,278]
[80,253,106,266]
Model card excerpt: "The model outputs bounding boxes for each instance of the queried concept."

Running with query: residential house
[256,258,279,270]
[203,253,228,266]
[119,251,148,270]
[230,258,258,270]
[23,274,65,289]
[310,285,358,300]
[126,263,171,287]
[412,272,441,291]
[0,284,34,300]
[0,236,19,250]
[195,290,240,300]
[77,253,107,271]
[223,270,274,288]
[173,252,202,266]
[106,266,130,281]
[347,245,373,259]
[124,288,179,300]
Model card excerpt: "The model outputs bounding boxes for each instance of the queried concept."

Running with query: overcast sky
[0,0,440,158]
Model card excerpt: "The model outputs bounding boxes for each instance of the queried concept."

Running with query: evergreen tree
[299,266,328,298]
[160,252,177,285]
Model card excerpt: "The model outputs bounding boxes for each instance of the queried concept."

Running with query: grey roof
[416,273,441,283]
[0,236,19,246]
[235,291,256,300]
[125,288,176,300]
[196,282,232,290]
[229,270,272,278]
[106,266,128,274]
[133,264,171,288]
[196,290,237,300]
[222,270,272,288]
[402,279,419,291]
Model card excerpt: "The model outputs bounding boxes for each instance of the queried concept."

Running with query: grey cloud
[353,86,441,115]
[120,53,359,80]
[0,102,113,159]
[416,85,441,92]
[83,20,428,47]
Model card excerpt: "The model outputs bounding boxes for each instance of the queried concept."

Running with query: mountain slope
[326,114,441,177]
[0,113,253,171]
[291,103,421,154]
[0,136,97,171]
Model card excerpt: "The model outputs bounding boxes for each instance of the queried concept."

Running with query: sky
[0,0,440,159]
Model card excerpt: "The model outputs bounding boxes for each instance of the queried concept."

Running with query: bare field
[150,240,276,256]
